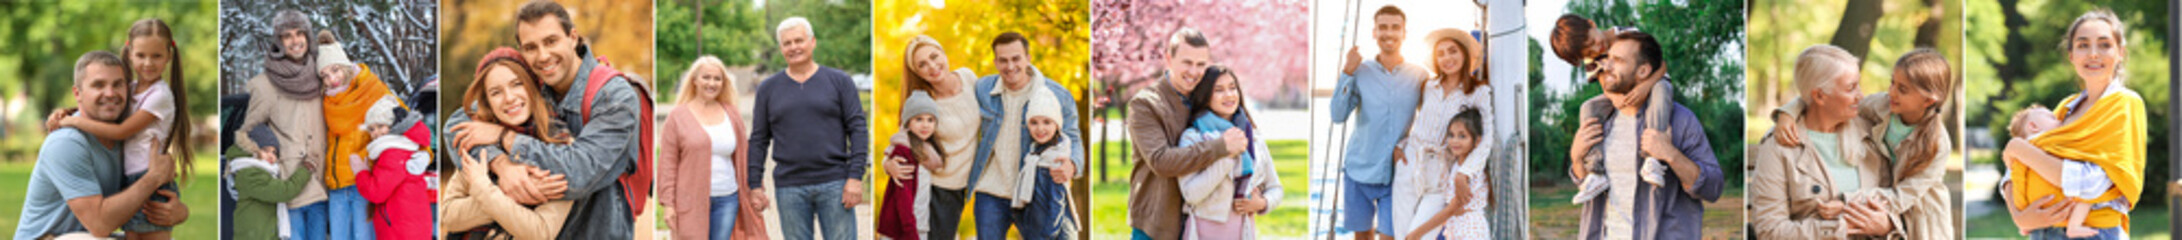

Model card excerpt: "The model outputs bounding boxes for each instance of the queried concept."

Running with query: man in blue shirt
[1328,5,1426,240]
[16,51,187,239]
[1567,30,1724,240]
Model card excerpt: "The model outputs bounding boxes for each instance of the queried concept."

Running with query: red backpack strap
[579,58,656,217]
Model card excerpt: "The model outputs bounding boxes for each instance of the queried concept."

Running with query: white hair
[776,17,814,40]
[1793,44,1857,94]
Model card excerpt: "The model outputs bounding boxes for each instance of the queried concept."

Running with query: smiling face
[1028,116,1059,144]
[1887,72,1939,119]
[693,64,728,101]
[777,26,816,66]
[1580,34,1613,82]
[517,15,580,88]
[1166,45,1211,92]
[1210,74,1241,117]
[1445,120,1477,160]
[279,29,309,59]
[1434,39,1466,76]
[320,64,351,92]
[483,65,533,126]
[256,146,279,162]
[907,114,937,139]
[912,45,949,81]
[994,41,1033,87]
[1599,40,1647,94]
[1372,14,1406,54]
[128,36,171,82]
[1810,71,1863,123]
[2068,20,2123,89]
[1585,29,1614,64]
[76,63,129,122]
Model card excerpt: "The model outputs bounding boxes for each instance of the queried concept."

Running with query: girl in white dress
[1407,110,1490,240]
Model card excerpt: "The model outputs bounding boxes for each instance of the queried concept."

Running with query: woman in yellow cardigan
[1999,8,2147,240]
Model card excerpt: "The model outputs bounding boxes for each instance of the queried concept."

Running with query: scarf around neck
[263,43,322,99]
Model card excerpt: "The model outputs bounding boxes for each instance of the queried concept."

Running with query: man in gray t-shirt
[15,51,181,239]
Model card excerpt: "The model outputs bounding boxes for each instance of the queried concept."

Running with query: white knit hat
[362,96,399,130]
[315,42,353,72]
[1025,87,1062,125]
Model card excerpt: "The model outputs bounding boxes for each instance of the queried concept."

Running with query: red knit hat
[476,47,526,74]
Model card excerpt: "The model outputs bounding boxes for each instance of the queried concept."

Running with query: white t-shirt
[707,121,740,196]
[126,80,176,175]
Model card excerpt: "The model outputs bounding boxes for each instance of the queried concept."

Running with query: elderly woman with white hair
[1749,44,1898,239]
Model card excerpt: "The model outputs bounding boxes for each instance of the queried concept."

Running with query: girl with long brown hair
[438,47,575,240]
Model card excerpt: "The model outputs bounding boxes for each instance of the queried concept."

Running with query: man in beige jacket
[232,10,330,239]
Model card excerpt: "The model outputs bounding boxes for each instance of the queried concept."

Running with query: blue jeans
[776,179,856,240]
[974,192,1023,240]
[2029,227,2128,240]
[709,194,740,240]
[328,187,373,240]
[431,203,439,235]
[289,202,329,240]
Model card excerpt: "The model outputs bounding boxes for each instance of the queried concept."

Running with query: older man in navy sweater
[748,16,870,240]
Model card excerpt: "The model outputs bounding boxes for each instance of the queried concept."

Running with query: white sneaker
[1641,158,1669,187]
[1572,175,1609,204]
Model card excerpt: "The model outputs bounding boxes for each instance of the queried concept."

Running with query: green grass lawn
[0,153,222,239]
[1528,183,1746,239]
[1089,139,1311,239]
[1966,204,2170,239]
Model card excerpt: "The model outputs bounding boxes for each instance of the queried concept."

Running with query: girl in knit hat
[879,91,942,240]
[355,97,436,239]
[228,125,316,240]
[1014,83,1078,240]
